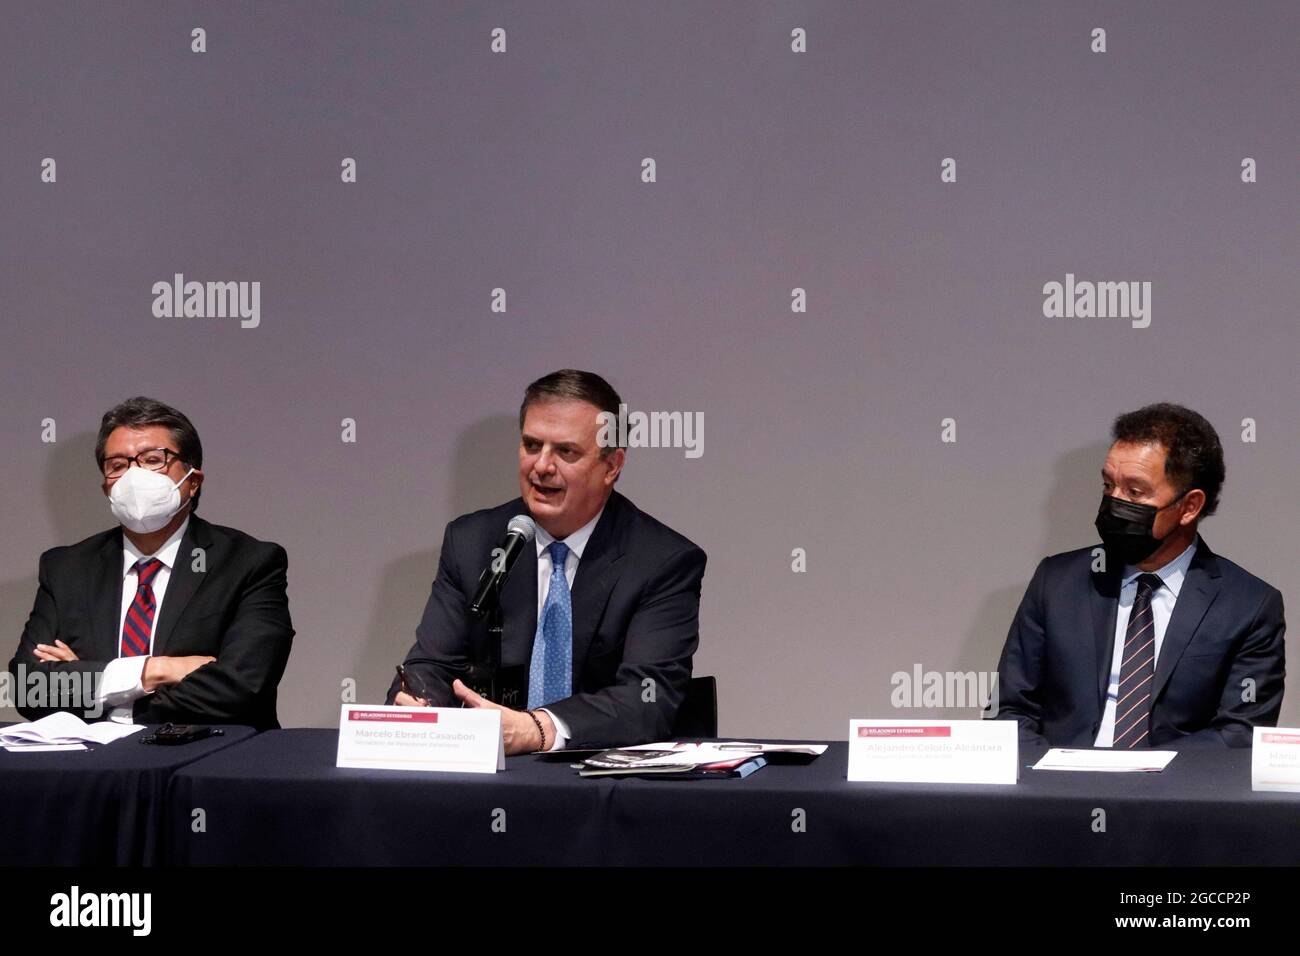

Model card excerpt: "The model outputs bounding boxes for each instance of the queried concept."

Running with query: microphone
[469,515,537,618]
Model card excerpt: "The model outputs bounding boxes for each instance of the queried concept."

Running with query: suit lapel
[151,516,213,656]
[567,495,627,682]
[91,532,125,659]
[1090,562,1122,716]
[1152,540,1221,703]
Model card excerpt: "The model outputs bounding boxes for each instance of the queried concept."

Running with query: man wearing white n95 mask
[8,397,295,729]
[388,369,707,755]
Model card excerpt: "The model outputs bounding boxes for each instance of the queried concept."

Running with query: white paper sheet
[1033,748,1177,772]
[0,712,144,747]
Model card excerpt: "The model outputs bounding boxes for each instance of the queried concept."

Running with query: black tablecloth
[166,730,1300,866]
[0,724,256,866]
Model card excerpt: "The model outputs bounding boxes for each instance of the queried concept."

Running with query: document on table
[620,741,829,762]
[1032,748,1177,772]
[713,741,830,757]
[0,712,145,751]
[587,743,764,769]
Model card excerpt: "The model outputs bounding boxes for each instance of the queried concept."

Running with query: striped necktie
[1113,573,1163,748]
[120,558,163,657]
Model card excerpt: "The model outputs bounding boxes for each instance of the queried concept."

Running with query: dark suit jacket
[8,514,294,730]
[387,491,707,749]
[996,536,1285,749]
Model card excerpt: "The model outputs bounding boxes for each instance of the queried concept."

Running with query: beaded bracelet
[526,709,548,751]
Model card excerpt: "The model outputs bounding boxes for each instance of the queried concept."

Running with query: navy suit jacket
[387,490,706,749]
[9,514,295,730]
[996,536,1285,749]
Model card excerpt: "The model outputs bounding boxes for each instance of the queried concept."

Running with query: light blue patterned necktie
[527,541,572,708]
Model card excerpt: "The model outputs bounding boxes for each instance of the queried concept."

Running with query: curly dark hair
[1112,403,1224,518]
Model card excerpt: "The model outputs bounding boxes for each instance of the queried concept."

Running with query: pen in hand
[395,664,433,705]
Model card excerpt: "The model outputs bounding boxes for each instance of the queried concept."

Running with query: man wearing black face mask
[996,403,1286,750]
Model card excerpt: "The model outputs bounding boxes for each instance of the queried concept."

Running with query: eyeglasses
[101,448,184,479]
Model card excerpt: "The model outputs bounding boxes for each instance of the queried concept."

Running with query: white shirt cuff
[538,708,569,751]
[99,656,150,707]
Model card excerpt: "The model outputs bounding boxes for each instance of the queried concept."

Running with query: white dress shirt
[99,517,190,723]
[532,504,605,751]
[1093,539,1198,747]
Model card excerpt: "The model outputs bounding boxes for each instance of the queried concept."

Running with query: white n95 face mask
[109,466,195,534]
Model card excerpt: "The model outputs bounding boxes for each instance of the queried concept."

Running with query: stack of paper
[618,741,829,760]
[709,741,829,760]
[0,712,145,752]
[1032,748,1178,773]
[579,741,829,777]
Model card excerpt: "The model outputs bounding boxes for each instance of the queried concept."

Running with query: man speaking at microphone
[387,369,707,754]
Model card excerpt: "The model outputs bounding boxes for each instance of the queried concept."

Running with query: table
[0,724,256,866]
[165,730,1300,866]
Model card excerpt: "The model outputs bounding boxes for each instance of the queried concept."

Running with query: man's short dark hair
[519,369,623,455]
[95,397,204,512]
[1112,402,1225,518]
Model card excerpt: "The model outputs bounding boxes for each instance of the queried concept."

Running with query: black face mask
[1095,493,1185,566]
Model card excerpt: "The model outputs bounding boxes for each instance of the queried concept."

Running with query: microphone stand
[486,602,503,700]
[489,601,525,709]
[466,580,524,709]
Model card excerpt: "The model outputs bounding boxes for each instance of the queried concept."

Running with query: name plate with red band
[847,719,1018,784]
[336,704,504,773]
[1252,726,1300,793]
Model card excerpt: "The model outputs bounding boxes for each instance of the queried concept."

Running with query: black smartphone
[139,723,222,745]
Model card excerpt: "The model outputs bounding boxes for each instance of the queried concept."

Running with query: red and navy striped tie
[120,558,163,657]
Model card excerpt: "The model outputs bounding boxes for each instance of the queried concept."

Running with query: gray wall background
[2,1,1296,735]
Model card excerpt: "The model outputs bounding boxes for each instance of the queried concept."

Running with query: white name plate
[1252,726,1300,793]
[848,719,1018,784]
[336,705,504,774]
